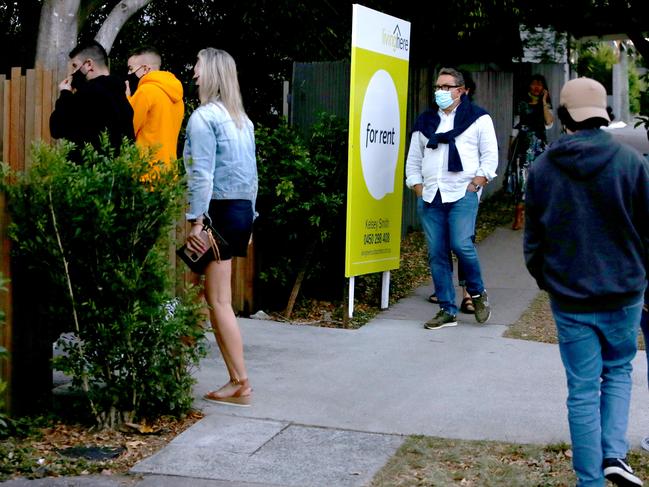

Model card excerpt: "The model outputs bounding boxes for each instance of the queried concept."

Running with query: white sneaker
[603,457,643,486]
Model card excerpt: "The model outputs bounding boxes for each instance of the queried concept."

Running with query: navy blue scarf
[413,94,489,172]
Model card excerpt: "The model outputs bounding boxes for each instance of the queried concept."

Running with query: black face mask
[70,68,87,91]
[127,72,140,94]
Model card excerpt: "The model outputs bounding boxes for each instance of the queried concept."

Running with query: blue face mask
[435,90,454,109]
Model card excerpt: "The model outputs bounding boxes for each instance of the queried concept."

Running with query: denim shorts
[207,199,253,259]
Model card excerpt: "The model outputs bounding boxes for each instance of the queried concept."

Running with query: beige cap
[560,77,610,122]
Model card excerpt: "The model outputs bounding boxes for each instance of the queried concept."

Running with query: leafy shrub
[0,138,206,429]
[577,41,644,114]
[255,113,348,310]
[634,72,649,136]
[0,274,8,435]
[577,42,617,93]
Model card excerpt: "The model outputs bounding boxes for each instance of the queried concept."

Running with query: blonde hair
[196,48,247,128]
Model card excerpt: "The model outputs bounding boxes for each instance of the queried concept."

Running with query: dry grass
[371,437,576,487]
[371,436,649,486]
[504,290,646,350]
[503,291,557,344]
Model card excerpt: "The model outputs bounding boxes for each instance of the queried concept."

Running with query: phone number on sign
[363,232,390,245]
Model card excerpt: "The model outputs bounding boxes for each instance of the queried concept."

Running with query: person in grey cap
[524,77,649,487]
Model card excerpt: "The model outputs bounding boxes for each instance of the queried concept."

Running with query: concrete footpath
[5,224,649,487]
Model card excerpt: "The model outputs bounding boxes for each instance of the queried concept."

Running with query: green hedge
[0,138,206,429]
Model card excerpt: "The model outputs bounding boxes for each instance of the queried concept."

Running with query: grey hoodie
[524,129,649,311]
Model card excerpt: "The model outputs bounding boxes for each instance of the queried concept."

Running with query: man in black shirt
[50,41,134,158]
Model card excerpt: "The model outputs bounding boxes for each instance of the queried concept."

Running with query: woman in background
[183,48,258,407]
[507,74,553,230]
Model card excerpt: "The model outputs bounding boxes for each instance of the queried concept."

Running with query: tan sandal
[203,378,252,407]
[460,297,475,314]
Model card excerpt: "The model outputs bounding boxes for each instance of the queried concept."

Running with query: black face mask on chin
[127,72,140,94]
[70,68,87,91]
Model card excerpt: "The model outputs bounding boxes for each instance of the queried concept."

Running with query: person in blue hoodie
[524,77,649,487]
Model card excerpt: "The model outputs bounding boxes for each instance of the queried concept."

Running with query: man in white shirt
[405,67,498,329]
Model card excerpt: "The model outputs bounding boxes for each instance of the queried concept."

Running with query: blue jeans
[639,304,649,387]
[551,299,643,487]
[418,191,484,315]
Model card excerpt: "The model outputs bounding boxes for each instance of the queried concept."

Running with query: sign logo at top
[383,25,409,53]
[351,4,411,61]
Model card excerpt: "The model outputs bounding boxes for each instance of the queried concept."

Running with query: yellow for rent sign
[345,4,410,277]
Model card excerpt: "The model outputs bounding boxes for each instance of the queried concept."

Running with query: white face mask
[435,90,454,109]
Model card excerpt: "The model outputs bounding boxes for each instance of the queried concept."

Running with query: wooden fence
[0,66,58,414]
[0,67,254,413]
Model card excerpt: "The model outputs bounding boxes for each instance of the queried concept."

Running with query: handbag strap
[203,212,213,227]
[205,227,221,262]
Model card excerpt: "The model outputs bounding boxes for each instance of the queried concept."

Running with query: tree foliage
[577,42,618,92]
[627,59,643,114]
[516,0,649,63]
[107,0,358,125]
[577,41,645,113]
[3,1,648,122]
[0,0,41,70]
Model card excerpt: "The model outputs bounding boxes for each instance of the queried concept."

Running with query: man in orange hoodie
[126,46,184,174]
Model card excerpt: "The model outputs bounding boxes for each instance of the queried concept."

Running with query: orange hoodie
[128,70,184,172]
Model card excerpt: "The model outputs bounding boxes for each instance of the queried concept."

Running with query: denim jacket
[183,101,258,220]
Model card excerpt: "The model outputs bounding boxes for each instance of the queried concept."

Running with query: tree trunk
[95,0,154,54]
[34,0,153,81]
[283,241,317,320]
[35,0,81,81]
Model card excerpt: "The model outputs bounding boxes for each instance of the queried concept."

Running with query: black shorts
[207,199,253,260]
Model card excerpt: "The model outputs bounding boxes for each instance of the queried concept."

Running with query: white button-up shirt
[405,105,499,204]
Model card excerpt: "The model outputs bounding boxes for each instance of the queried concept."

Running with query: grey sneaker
[424,310,458,330]
[603,457,643,486]
[472,291,491,324]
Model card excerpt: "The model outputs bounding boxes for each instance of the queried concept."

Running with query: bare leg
[203,259,251,400]
[189,272,210,326]
[463,286,471,300]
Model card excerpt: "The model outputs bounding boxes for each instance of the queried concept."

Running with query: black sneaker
[603,458,643,486]
[424,310,457,330]
[472,291,491,324]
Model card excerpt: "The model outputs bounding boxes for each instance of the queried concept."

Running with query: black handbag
[176,217,229,274]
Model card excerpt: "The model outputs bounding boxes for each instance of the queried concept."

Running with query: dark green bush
[255,113,348,310]
[0,138,206,429]
[0,274,8,435]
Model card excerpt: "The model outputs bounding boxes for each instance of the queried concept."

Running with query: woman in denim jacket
[183,48,258,406]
